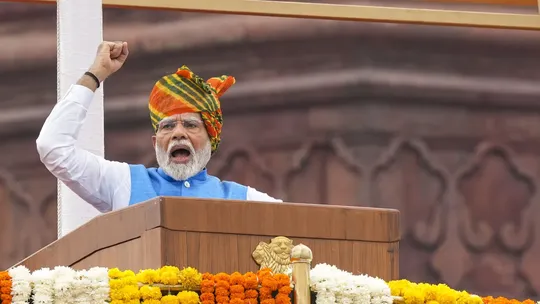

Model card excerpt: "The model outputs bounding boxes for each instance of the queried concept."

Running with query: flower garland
[482,296,535,304]
[258,268,278,304]
[136,266,202,304]
[230,272,245,304]
[243,272,258,304]
[177,290,200,304]
[158,291,199,304]
[214,273,231,304]
[109,268,140,303]
[137,269,160,285]
[200,273,215,304]
[2,266,110,304]
[310,263,392,304]
[31,268,55,304]
[140,285,162,303]
[78,267,111,302]
[137,266,202,289]
[8,266,32,304]
[0,270,12,304]
[6,263,540,304]
[159,266,182,286]
[53,266,78,303]
[180,267,202,291]
[389,279,483,304]
[274,273,292,304]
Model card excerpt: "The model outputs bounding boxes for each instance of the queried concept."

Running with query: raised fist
[88,41,129,82]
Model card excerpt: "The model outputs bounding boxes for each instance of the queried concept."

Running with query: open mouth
[169,145,192,164]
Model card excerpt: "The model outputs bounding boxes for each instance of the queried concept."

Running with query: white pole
[57,0,104,237]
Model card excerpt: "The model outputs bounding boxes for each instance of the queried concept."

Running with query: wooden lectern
[17,197,400,281]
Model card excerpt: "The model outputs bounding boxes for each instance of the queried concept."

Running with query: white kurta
[36,85,282,213]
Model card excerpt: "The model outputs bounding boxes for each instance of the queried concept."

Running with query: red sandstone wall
[2,1,540,299]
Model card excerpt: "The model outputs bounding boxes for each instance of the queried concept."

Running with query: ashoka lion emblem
[252,236,294,274]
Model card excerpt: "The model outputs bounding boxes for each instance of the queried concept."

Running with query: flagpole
[56,0,104,237]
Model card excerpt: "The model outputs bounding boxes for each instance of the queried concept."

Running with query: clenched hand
[89,41,129,82]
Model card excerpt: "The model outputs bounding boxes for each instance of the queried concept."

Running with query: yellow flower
[161,294,180,304]
[160,272,179,285]
[434,284,458,304]
[419,283,437,301]
[177,290,200,304]
[140,285,163,300]
[110,279,127,290]
[388,278,483,304]
[143,300,163,304]
[110,288,124,301]
[159,266,181,285]
[388,279,413,296]
[160,266,181,275]
[124,276,138,285]
[456,291,470,304]
[403,287,425,304]
[179,267,202,290]
[138,269,160,284]
[109,268,124,279]
[121,285,141,300]
[455,291,483,304]
[469,295,483,304]
[124,270,136,277]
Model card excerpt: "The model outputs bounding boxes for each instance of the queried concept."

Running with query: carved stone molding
[456,142,535,252]
[433,142,536,296]
[284,137,363,204]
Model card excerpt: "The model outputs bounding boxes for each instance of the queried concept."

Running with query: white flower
[9,266,32,304]
[32,268,55,304]
[52,266,77,302]
[315,290,336,304]
[310,263,392,304]
[86,267,110,302]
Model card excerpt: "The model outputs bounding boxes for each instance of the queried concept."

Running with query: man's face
[152,112,212,180]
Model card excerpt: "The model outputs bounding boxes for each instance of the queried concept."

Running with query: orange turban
[148,65,235,153]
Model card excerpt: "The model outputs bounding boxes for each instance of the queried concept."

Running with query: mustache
[167,139,195,154]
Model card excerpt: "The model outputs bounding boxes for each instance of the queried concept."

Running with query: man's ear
[151,135,157,148]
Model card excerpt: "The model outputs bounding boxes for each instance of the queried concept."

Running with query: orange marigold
[230,272,245,285]
[259,287,272,300]
[482,296,536,304]
[243,272,258,290]
[245,289,258,299]
[214,273,230,282]
[0,271,12,304]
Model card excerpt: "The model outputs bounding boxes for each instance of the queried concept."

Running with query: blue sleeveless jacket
[128,165,248,205]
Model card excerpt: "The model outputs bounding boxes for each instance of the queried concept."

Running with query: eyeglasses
[157,118,205,134]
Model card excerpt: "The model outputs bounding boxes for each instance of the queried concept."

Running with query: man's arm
[36,41,131,212]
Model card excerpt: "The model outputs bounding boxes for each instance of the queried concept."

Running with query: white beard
[155,139,212,181]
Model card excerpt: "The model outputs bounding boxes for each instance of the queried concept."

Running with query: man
[36,41,281,213]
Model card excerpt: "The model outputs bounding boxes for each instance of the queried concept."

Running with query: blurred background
[2,0,540,299]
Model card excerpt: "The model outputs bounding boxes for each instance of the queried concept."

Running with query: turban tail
[148,65,235,153]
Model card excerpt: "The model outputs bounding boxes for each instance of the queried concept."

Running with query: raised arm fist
[88,41,129,82]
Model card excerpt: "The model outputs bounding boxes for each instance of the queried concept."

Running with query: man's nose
[171,123,188,140]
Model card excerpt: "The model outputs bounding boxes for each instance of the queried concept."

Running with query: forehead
[161,113,202,122]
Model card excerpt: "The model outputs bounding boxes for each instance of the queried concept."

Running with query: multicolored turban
[148,65,235,153]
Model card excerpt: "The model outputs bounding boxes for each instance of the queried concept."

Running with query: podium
[16,197,400,281]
